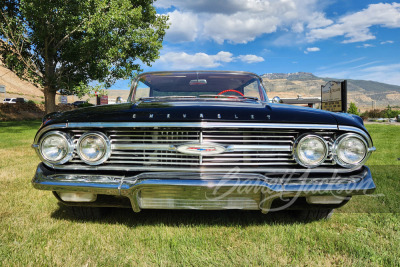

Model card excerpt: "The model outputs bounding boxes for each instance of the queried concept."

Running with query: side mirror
[116,97,123,104]
[272,96,281,103]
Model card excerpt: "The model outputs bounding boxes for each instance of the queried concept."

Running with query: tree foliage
[361,106,400,119]
[347,102,359,116]
[0,0,168,113]
[65,82,108,100]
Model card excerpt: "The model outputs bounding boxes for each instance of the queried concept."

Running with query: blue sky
[111,0,400,89]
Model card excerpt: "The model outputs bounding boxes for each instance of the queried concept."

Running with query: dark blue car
[31,71,376,220]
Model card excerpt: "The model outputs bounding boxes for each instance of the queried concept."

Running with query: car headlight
[39,131,73,164]
[294,134,328,168]
[77,132,111,165]
[334,133,368,168]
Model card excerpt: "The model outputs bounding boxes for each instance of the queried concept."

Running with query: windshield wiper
[199,95,259,100]
[140,96,197,100]
[140,95,259,101]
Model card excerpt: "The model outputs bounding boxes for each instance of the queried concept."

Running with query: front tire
[297,208,334,221]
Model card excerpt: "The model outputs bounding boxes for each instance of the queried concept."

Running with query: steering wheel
[217,89,244,97]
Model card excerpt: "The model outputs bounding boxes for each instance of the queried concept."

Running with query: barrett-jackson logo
[132,113,271,120]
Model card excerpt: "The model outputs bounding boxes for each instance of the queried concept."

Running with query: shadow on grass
[51,203,305,227]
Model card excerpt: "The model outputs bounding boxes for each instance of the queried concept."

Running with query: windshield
[130,71,267,102]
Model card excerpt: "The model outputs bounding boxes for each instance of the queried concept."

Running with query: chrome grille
[66,127,338,171]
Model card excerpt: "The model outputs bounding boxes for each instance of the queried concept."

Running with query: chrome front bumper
[32,163,376,213]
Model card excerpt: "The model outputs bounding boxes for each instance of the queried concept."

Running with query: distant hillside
[263,72,319,81]
[0,64,43,102]
[2,62,399,110]
[0,61,131,104]
[262,72,400,110]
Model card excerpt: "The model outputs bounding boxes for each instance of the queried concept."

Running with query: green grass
[0,121,399,266]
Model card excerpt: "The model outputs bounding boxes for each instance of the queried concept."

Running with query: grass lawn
[0,121,399,266]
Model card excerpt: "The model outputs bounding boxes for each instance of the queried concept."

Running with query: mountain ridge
[1,62,398,110]
[261,72,400,110]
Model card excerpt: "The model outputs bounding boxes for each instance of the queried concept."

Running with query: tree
[384,105,393,118]
[347,102,359,116]
[0,0,168,113]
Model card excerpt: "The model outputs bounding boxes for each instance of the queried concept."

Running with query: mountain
[262,72,320,80]
[0,64,43,102]
[1,63,399,110]
[261,72,400,110]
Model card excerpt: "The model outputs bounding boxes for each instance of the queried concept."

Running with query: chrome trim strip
[110,144,292,152]
[111,144,174,151]
[50,164,362,173]
[68,122,339,130]
[34,122,339,144]
[228,144,292,152]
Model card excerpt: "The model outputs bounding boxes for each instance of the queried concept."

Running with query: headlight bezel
[38,131,74,165]
[77,131,111,165]
[333,133,368,168]
[293,134,328,168]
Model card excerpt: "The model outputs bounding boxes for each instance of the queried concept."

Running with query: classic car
[32,71,376,220]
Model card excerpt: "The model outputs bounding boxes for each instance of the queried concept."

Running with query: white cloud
[348,61,382,70]
[316,63,400,86]
[380,40,394,44]
[307,47,320,52]
[307,3,400,43]
[237,55,264,63]
[164,10,198,43]
[159,0,333,44]
[306,12,333,29]
[356,44,375,48]
[304,47,320,54]
[318,57,366,70]
[203,13,280,44]
[156,51,265,69]
[158,1,400,46]
[157,51,234,69]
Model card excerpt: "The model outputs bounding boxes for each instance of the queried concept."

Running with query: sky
[111,0,400,89]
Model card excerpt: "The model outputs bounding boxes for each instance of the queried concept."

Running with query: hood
[43,99,344,126]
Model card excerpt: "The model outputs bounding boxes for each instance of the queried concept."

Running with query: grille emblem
[176,143,226,155]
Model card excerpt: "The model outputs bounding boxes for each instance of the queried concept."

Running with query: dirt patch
[0,103,76,121]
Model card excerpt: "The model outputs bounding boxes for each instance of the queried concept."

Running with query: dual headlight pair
[294,133,369,168]
[39,131,110,165]
[39,130,369,169]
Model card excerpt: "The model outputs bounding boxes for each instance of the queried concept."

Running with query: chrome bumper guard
[32,164,376,213]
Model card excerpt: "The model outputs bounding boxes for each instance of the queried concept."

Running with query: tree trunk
[44,85,56,114]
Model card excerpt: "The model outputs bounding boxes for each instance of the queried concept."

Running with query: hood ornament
[175,143,226,155]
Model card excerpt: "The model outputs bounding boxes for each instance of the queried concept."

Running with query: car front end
[31,71,376,220]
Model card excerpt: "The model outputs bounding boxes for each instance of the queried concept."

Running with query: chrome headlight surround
[293,134,328,168]
[38,131,74,165]
[333,133,368,168]
[77,132,111,165]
